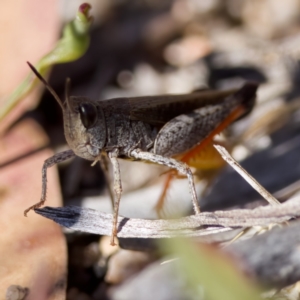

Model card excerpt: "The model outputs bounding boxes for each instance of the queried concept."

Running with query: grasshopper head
[27,62,106,161]
[63,96,107,160]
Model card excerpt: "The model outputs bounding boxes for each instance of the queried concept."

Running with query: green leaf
[0,3,93,122]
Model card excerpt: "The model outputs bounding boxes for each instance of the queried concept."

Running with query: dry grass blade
[35,196,299,238]
[214,144,281,206]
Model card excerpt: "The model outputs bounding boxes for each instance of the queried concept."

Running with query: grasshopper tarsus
[24,201,44,217]
[24,206,33,217]
[110,230,117,246]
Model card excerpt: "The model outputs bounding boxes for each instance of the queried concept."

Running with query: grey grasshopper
[24,62,258,245]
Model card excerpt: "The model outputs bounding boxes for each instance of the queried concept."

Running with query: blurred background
[1,0,300,299]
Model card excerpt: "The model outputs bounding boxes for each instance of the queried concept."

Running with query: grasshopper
[24,62,258,245]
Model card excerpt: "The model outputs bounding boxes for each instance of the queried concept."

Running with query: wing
[127,88,238,126]
[98,83,257,127]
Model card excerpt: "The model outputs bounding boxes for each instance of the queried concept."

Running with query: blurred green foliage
[162,238,261,300]
[0,3,93,122]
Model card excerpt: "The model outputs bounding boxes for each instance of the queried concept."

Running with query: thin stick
[214,145,280,206]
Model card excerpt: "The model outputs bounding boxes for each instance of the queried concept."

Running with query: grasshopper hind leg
[130,149,200,215]
[155,173,173,218]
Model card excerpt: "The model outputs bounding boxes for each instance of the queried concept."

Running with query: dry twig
[214,145,281,206]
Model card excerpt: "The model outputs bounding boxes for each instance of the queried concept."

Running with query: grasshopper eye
[79,103,98,129]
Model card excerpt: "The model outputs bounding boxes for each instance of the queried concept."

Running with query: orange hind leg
[154,105,246,217]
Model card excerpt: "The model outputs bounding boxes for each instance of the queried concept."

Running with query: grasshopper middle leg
[108,149,122,246]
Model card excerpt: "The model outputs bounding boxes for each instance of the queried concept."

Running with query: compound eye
[78,103,98,129]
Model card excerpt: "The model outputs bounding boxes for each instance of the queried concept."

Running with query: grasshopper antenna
[65,77,71,109]
[27,62,64,110]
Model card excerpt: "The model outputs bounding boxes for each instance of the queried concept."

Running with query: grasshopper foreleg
[130,149,200,215]
[98,154,115,210]
[24,149,75,216]
[108,149,122,246]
